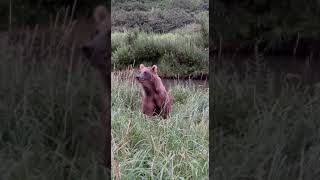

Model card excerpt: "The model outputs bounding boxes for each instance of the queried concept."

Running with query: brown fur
[136,64,172,119]
[81,5,111,170]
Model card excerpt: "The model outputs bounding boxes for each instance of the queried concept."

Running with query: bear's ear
[139,64,145,70]
[151,65,157,74]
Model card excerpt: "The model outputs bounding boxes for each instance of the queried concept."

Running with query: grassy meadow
[110,0,209,179]
[110,21,209,179]
[111,71,209,179]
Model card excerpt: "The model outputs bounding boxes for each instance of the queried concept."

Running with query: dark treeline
[0,0,110,30]
[212,0,320,57]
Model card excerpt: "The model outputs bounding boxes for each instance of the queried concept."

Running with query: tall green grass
[212,61,320,180]
[111,71,209,179]
[0,21,110,180]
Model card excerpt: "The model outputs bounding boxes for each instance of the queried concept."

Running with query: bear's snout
[136,74,144,81]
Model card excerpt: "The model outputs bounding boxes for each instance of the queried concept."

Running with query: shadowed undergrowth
[0,25,110,179]
[212,62,320,180]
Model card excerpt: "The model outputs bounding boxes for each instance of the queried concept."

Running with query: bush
[111,32,128,52]
[111,32,208,77]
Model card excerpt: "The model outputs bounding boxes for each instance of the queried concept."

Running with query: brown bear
[135,64,172,119]
[81,5,111,170]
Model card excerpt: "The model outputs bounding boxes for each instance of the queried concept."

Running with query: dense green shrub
[111,32,208,77]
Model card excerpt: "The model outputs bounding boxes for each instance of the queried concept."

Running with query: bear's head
[136,64,158,87]
[81,5,110,73]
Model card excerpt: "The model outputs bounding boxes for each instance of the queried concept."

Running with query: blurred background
[0,1,111,180]
[211,1,320,180]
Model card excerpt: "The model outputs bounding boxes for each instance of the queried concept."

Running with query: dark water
[220,55,320,83]
[156,55,320,89]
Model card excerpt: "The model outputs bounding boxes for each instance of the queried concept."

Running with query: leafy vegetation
[111,31,208,77]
